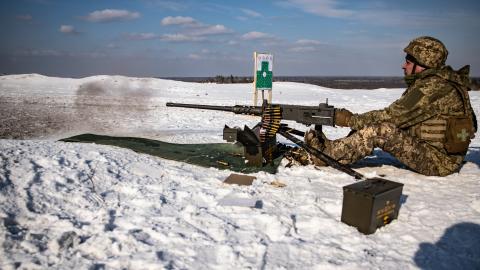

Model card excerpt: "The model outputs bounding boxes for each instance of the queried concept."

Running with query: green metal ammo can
[341,178,404,234]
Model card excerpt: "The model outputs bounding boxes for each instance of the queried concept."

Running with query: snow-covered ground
[1,74,479,269]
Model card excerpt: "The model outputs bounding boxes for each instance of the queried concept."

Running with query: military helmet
[403,36,448,69]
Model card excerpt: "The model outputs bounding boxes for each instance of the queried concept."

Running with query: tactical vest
[409,79,476,155]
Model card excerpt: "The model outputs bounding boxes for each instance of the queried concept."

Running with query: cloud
[354,10,461,28]
[141,0,187,11]
[15,49,63,57]
[106,43,120,49]
[125,32,158,40]
[240,8,261,18]
[241,31,275,41]
[16,14,33,21]
[188,53,201,60]
[288,39,327,52]
[279,0,354,18]
[83,9,140,23]
[289,46,319,52]
[160,16,233,42]
[59,25,80,35]
[161,16,200,27]
[160,34,206,42]
[161,16,232,34]
[295,39,324,46]
[191,25,232,36]
[279,1,475,29]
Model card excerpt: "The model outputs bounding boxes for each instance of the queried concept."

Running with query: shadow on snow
[414,222,480,270]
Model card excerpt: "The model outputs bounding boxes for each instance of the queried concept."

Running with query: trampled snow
[1,74,479,269]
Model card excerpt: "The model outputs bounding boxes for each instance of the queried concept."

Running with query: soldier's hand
[335,108,353,127]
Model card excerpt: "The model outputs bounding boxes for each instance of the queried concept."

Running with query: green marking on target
[256,61,272,89]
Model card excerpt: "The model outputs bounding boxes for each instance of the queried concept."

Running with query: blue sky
[1,0,479,77]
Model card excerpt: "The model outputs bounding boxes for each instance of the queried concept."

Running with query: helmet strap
[406,54,419,75]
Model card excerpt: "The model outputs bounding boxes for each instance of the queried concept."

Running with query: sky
[1,0,479,77]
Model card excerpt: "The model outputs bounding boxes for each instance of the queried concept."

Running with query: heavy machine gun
[166,101,335,163]
[166,101,335,127]
[166,100,344,173]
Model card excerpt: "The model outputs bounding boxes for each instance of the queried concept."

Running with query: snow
[1,74,479,269]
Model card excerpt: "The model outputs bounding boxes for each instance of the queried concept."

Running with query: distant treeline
[471,78,480,90]
[163,75,480,90]
[205,75,253,84]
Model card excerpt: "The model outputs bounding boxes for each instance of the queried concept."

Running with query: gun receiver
[166,101,335,127]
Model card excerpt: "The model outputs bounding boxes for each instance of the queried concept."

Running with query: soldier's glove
[335,108,353,127]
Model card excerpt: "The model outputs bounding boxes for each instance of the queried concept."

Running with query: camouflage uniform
[302,37,477,176]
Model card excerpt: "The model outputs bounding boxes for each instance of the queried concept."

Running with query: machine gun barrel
[166,102,263,115]
[167,101,336,126]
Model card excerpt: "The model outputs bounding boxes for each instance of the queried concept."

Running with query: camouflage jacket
[349,65,477,154]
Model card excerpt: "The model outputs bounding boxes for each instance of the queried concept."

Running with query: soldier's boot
[283,147,311,166]
[283,129,330,167]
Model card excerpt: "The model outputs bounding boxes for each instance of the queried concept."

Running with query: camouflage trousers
[303,122,463,176]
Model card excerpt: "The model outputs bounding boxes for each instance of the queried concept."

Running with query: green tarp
[60,134,282,174]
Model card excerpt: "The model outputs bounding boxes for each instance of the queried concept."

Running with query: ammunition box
[341,178,404,235]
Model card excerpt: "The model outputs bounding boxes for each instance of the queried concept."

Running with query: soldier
[299,36,477,176]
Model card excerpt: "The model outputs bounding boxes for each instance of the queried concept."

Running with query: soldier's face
[402,59,425,75]
[402,60,415,75]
